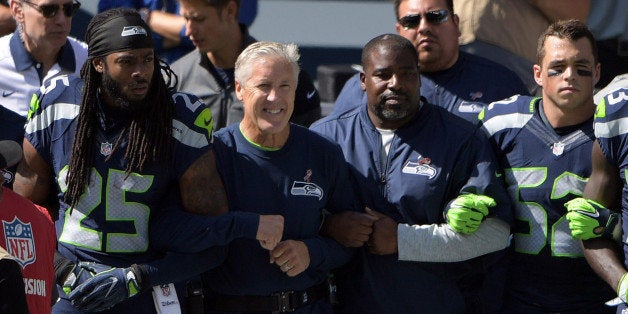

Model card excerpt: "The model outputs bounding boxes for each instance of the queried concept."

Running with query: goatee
[101,72,149,114]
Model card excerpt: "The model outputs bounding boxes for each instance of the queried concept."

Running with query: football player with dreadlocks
[14,8,283,313]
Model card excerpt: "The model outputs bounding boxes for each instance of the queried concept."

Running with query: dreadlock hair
[65,8,176,207]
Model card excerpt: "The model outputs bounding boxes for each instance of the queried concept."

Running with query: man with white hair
[201,41,358,313]
[0,0,87,117]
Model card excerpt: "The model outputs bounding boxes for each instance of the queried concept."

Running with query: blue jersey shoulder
[594,88,628,166]
[479,95,539,137]
[594,87,628,134]
[171,91,214,141]
[25,75,82,150]
[28,75,82,119]
[172,92,207,123]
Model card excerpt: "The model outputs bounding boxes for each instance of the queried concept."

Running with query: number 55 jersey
[479,95,615,312]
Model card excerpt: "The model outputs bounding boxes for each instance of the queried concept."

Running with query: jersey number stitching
[506,167,587,257]
[57,166,154,253]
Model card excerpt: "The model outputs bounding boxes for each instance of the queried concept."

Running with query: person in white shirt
[0,0,87,117]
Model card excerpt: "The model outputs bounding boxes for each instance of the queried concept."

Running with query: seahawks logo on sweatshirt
[402,154,437,179]
[290,169,323,200]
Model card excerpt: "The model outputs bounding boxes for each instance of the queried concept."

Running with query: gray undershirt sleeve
[397,217,510,262]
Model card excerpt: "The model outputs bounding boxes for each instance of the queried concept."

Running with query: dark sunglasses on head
[21,0,81,19]
[398,9,450,29]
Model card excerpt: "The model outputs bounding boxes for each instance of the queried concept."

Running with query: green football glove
[565,198,620,240]
[445,194,496,234]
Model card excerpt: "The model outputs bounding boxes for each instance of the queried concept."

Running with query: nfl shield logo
[552,142,565,156]
[3,217,36,268]
[101,142,113,156]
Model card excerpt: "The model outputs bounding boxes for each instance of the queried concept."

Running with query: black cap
[0,140,22,169]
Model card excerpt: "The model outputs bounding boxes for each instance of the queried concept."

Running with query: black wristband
[130,264,147,291]
[53,251,75,285]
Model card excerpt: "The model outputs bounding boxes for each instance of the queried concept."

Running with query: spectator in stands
[171,0,321,130]
[238,0,256,26]
[98,0,194,63]
[0,0,87,117]
[0,0,15,35]
[456,0,590,95]
[330,0,528,125]
[586,0,627,88]
[98,0,257,64]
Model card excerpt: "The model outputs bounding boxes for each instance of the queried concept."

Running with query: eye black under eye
[577,69,592,77]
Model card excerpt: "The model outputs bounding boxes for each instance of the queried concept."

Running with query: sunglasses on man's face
[398,9,450,29]
[21,0,81,19]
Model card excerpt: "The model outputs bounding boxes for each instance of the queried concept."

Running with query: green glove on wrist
[446,194,496,234]
[565,198,620,240]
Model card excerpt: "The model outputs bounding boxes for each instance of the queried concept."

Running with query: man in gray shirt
[171,0,321,130]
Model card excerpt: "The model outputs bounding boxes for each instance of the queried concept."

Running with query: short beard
[101,71,149,114]
[373,95,414,122]
[375,105,412,121]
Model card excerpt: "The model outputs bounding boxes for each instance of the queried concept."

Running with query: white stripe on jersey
[173,92,204,112]
[481,112,533,136]
[172,119,209,148]
[594,117,628,139]
[25,103,80,134]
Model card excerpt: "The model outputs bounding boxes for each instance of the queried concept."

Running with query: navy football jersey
[594,88,628,269]
[480,95,614,311]
[24,75,213,267]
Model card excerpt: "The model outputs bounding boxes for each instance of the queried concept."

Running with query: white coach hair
[234,41,301,86]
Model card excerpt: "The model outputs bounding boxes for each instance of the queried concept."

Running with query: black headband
[87,13,154,58]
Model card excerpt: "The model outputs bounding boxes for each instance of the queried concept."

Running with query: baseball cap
[0,140,22,169]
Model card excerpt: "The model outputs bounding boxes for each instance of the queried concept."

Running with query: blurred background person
[172,0,321,130]
[98,0,258,64]
[0,0,15,35]
[0,0,87,118]
[331,0,528,125]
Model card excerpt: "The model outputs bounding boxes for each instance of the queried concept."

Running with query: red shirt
[1,187,56,314]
